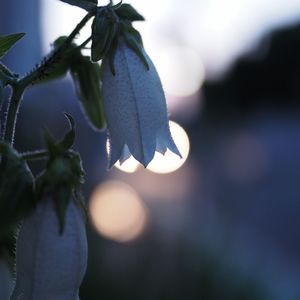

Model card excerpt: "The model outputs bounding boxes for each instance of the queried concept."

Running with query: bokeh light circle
[151,45,205,97]
[114,156,141,173]
[89,181,147,242]
[111,121,190,174]
[147,121,190,174]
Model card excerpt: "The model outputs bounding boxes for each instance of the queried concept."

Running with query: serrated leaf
[59,0,97,12]
[0,33,25,58]
[71,57,106,131]
[115,4,145,22]
[59,113,76,150]
[0,143,35,229]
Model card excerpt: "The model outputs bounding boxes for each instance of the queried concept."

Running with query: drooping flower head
[91,2,181,167]
[102,39,181,167]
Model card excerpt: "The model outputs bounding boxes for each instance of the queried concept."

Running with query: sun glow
[112,121,190,174]
[89,181,147,242]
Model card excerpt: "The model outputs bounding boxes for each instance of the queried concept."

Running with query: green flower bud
[36,125,85,233]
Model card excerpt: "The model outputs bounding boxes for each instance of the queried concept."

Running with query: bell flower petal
[11,198,87,300]
[102,40,181,168]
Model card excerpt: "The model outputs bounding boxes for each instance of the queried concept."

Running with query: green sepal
[115,4,145,22]
[91,8,119,62]
[36,120,85,234]
[53,185,72,234]
[43,113,76,158]
[73,189,88,222]
[107,38,118,75]
[35,152,85,234]
[120,21,143,45]
[71,57,106,131]
[0,143,35,230]
[59,113,76,150]
[0,33,25,58]
[123,30,149,70]
[59,0,97,12]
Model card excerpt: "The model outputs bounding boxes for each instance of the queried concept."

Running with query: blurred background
[1,0,300,299]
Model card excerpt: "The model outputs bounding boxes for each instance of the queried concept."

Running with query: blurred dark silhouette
[201,24,300,124]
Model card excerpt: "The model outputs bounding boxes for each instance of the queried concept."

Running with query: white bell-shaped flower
[102,40,181,168]
[10,198,87,300]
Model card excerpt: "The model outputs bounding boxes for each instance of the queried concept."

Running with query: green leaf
[0,33,26,58]
[71,57,106,131]
[115,4,145,22]
[59,0,97,12]
[0,143,35,229]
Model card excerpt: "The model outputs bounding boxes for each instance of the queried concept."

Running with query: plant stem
[19,12,94,88]
[77,36,92,50]
[2,12,94,145]
[3,85,25,144]
[21,150,48,161]
[0,62,18,80]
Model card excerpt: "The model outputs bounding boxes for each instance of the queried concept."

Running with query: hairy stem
[21,150,48,161]
[2,12,94,145]
[77,36,92,50]
[0,62,17,80]
[19,12,93,88]
[3,85,25,144]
